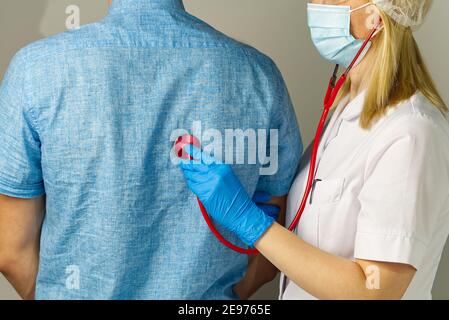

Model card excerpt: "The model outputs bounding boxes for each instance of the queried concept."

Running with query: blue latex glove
[253,191,280,221]
[179,145,275,247]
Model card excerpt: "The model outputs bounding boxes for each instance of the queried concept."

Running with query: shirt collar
[109,0,185,14]
[338,90,366,121]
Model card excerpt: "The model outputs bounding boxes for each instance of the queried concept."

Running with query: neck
[348,49,374,101]
[108,0,185,12]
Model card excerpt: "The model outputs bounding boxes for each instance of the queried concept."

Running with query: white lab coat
[280,91,449,300]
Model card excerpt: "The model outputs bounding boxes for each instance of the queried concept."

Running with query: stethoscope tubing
[194,25,381,255]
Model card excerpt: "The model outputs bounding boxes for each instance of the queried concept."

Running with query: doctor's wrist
[237,202,276,247]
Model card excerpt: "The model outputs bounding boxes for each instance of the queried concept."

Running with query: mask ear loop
[349,2,384,38]
[344,21,383,75]
[349,2,373,13]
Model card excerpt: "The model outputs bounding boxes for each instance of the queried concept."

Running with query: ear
[375,13,383,30]
[372,7,384,38]
[365,5,383,30]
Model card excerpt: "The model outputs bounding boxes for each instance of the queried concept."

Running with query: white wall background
[0,0,448,300]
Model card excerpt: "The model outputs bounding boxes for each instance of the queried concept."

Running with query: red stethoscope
[175,26,380,255]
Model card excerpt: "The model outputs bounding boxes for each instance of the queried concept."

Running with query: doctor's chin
[1,0,449,309]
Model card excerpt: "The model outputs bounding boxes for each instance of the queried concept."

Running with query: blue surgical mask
[307,3,373,68]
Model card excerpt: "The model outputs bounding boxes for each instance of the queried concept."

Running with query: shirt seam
[356,230,428,247]
[9,53,42,135]
[0,173,45,191]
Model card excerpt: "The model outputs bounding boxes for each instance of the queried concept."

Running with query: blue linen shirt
[0,0,302,299]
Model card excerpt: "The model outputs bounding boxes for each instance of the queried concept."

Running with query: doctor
[179,0,449,299]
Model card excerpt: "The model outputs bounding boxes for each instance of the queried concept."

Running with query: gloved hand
[253,191,280,221]
[179,145,275,247]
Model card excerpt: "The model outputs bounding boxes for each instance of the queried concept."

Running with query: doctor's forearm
[255,223,411,300]
[234,195,287,300]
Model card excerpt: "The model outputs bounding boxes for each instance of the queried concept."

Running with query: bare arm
[0,194,45,300]
[234,196,287,300]
[255,223,416,300]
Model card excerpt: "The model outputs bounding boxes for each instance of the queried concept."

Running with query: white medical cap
[372,0,433,27]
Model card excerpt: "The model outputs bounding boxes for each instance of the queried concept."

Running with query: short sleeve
[256,63,303,196]
[354,115,448,270]
[0,52,45,198]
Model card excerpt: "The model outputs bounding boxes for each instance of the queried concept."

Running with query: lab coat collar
[338,90,367,122]
[109,0,185,15]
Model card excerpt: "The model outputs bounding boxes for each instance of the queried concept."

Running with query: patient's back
[0,0,301,299]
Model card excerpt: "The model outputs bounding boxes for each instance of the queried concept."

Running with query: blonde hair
[335,5,447,129]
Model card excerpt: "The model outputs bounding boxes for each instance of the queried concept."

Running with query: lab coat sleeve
[0,50,45,198]
[354,113,449,270]
[256,62,303,197]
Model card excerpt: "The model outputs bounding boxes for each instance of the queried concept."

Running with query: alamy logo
[170,121,279,176]
[365,265,381,290]
[65,265,80,290]
[66,5,80,30]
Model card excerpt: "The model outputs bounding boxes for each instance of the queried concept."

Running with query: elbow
[0,245,10,273]
[263,267,279,284]
[0,247,18,274]
[0,260,5,274]
[0,248,37,300]
[0,244,32,275]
